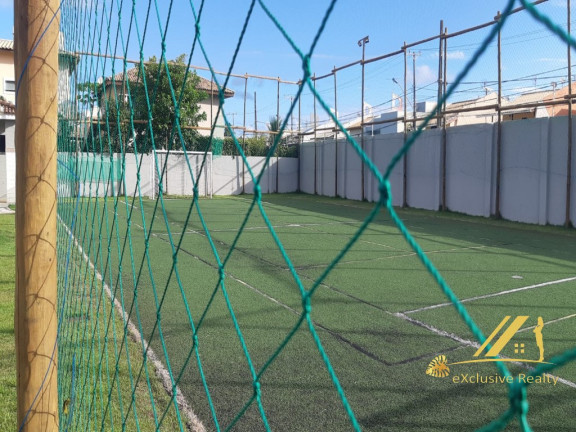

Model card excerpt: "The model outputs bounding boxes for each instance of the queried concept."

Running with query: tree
[267,115,283,147]
[77,81,104,107]
[130,54,207,153]
[88,54,208,154]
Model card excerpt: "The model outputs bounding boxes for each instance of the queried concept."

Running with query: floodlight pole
[15,0,60,431]
[359,35,369,201]
[567,0,573,227]
[495,11,503,219]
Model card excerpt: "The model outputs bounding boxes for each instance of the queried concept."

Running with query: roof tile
[0,39,14,51]
[106,67,234,98]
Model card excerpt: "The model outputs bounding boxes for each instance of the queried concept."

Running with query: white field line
[403,276,576,315]
[202,220,359,233]
[236,195,373,211]
[297,244,488,270]
[58,216,205,432]
[394,312,576,389]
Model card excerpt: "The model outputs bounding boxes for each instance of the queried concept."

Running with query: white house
[0,37,78,205]
[0,39,15,205]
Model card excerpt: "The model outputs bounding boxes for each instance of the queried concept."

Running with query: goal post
[151,150,213,200]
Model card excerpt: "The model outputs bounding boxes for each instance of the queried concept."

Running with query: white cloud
[415,64,436,85]
[446,51,465,60]
[406,64,438,87]
[432,51,465,60]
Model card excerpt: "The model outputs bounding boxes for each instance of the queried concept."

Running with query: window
[0,135,5,153]
[4,80,15,93]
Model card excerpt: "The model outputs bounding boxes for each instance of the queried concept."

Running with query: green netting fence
[46,0,576,431]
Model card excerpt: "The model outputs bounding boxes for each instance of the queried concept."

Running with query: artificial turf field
[57,193,576,431]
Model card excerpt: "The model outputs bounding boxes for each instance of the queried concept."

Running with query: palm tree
[267,115,283,147]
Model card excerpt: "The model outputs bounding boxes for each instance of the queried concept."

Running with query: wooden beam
[14,0,60,430]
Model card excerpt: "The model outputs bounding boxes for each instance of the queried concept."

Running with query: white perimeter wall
[62,154,299,200]
[300,117,576,226]
[0,152,15,204]
[212,156,298,195]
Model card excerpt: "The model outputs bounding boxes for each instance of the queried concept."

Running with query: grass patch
[0,214,16,430]
[0,212,183,430]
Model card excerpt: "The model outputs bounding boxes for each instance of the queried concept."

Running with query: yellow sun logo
[426,355,450,378]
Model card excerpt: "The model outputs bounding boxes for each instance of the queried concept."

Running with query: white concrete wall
[372,134,405,207]
[213,156,244,195]
[300,117,576,226]
[0,151,15,204]
[445,124,494,217]
[299,143,316,195]
[123,154,155,199]
[0,154,6,204]
[5,151,15,203]
[234,156,298,195]
[0,121,16,204]
[544,116,569,226]
[54,153,299,202]
[406,129,442,211]
[344,139,363,201]
[276,157,299,193]
[3,121,15,151]
[499,118,549,224]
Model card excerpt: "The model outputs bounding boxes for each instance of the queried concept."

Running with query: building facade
[0,39,15,205]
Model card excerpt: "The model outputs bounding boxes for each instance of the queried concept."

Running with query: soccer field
[57,193,576,431]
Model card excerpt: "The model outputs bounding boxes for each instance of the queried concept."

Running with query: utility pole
[409,50,421,130]
[15,0,60,430]
[290,97,294,135]
[284,95,294,137]
[358,35,369,200]
[254,91,258,136]
[551,82,557,116]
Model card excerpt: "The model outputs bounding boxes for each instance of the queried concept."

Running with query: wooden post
[15,0,60,431]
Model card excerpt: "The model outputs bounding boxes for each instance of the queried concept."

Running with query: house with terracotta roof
[542,82,576,117]
[501,89,551,120]
[102,67,234,140]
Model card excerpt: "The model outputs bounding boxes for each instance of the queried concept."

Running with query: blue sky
[2,1,571,130]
